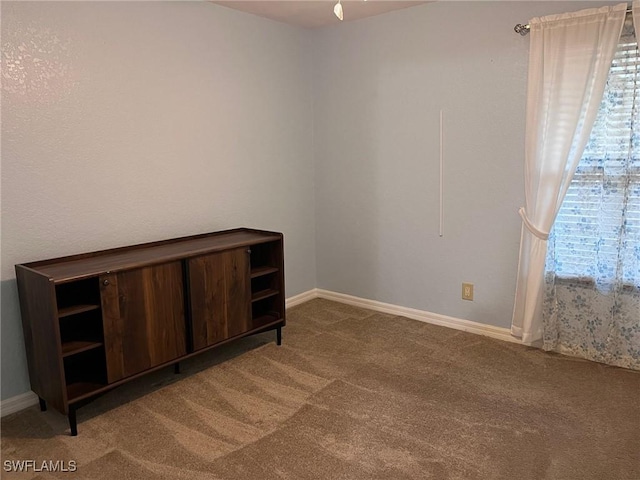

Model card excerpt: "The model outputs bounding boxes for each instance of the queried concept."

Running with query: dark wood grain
[15,228,285,428]
[15,267,67,413]
[66,316,284,405]
[101,262,187,382]
[100,273,125,383]
[189,248,251,350]
[253,314,280,329]
[26,229,281,282]
[61,340,103,357]
[190,253,226,349]
[67,382,104,401]
[225,248,252,337]
[251,289,279,302]
[250,266,279,278]
[58,304,100,318]
[276,238,286,327]
[250,238,286,328]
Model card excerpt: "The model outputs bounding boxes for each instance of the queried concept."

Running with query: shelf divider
[58,304,100,318]
[66,382,104,401]
[61,340,103,357]
[252,313,280,329]
[251,289,279,303]
[250,266,279,279]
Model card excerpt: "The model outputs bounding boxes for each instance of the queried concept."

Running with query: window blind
[551,39,640,287]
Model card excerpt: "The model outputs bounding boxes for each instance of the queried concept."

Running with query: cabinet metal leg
[276,326,282,346]
[68,407,78,436]
[174,362,180,374]
[38,397,47,412]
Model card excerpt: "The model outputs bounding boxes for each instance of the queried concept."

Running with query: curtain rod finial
[514,24,530,36]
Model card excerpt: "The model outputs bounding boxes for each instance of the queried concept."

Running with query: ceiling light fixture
[334,0,343,21]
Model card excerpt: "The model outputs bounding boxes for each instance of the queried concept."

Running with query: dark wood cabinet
[100,262,187,383]
[188,248,252,350]
[15,228,285,436]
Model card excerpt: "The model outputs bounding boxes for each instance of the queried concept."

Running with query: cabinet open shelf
[58,304,100,318]
[59,310,104,358]
[63,344,107,405]
[62,340,104,357]
[252,288,279,302]
[249,241,279,269]
[56,278,100,311]
[253,313,281,329]
[16,228,285,436]
[67,382,105,401]
[250,266,279,278]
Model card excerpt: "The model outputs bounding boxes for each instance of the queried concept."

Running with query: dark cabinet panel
[15,268,67,413]
[189,247,251,350]
[16,228,285,436]
[101,262,187,383]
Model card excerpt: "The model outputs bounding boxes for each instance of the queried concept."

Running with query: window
[550,38,640,288]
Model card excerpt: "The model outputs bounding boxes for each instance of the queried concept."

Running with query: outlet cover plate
[462,283,474,301]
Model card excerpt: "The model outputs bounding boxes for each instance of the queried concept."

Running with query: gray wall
[1,2,315,400]
[312,1,608,328]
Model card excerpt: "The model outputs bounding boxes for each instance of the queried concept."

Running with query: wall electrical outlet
[462,283,474,301]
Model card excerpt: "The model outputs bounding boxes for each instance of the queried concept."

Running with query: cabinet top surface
[18,228,282,282]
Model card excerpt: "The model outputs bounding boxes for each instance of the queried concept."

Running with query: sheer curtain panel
[512,4,626,344]
[542,7,640,369]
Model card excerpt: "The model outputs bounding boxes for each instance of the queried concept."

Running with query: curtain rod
[514,6,633,36]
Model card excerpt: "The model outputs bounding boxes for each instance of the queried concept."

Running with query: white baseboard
[286,289,319,308]
[1,391,39,418]
[0,288,516,417]
[314,289,519,344]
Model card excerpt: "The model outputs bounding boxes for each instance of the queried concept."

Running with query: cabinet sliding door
[189,247,251,350]
[100,261,187,383]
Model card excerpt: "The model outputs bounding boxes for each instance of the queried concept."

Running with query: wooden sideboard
[15,228,285,435]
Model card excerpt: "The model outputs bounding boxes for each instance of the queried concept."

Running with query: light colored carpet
[2,298,639,479]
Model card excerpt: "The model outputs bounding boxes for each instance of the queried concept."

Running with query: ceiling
[211,1,429,29]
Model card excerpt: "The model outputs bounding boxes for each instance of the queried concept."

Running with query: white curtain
[542,12,640,369]
[512,4,626,344]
